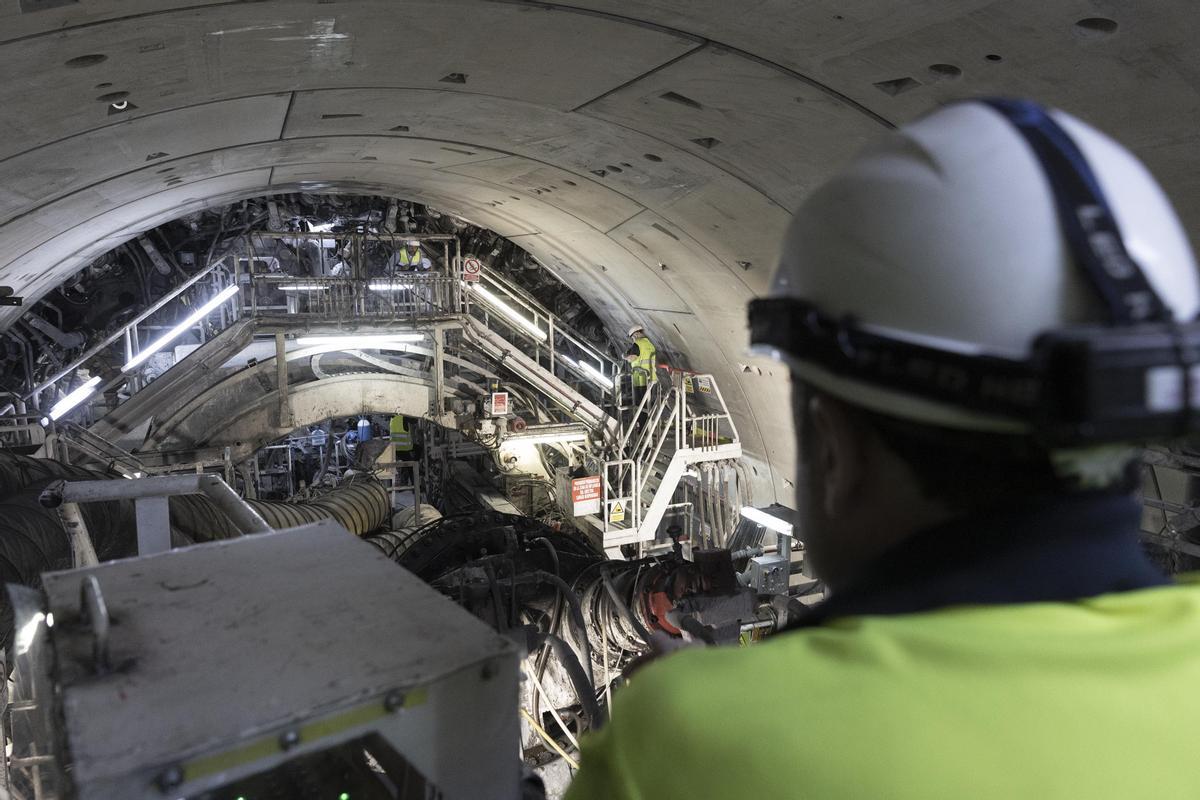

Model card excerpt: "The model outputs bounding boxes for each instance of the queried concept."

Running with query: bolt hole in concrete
[873,76,921,96]
[927,63,962,80]
[1074,17,1118,38]
[563,179,577,186]
[95,82,112,89]
[606,165,623,173]
[65,53,107,68]
[985,53,1004,62]
[643,153,663,162]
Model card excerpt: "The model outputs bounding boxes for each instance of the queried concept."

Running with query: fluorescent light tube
[740,506,793,535]
[45,375,101,421]
[296,334,424,347]
[561,355,613,389]
[122,285,240,372]
[368,281,414,292]
[506,430,588,445]
[280,283,331,291]
[470,284,547,342]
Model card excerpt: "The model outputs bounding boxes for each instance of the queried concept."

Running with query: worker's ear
[807,394,867,519]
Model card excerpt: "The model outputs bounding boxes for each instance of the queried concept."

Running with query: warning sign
[463,257,483,282]
[683,375,694,394]
[570,475,602,517]
[490,391,509,416]
[696,376,714,394]
[608,500,626,525]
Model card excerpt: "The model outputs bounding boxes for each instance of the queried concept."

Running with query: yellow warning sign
[683,375,694,394]
[608,501,625,524]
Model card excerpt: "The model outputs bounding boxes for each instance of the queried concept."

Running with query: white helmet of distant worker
[750,98,1200,447]
[628,325,645,339]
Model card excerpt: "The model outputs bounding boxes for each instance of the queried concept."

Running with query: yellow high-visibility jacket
[631,335,657,387]
[566,577,1200,800]
[388,415,413,452]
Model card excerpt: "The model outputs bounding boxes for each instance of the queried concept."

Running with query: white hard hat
[627,325,645,338]
[406,239,420,247]
[752,98,1200,439]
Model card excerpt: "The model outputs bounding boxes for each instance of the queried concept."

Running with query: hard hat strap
[978,98,1170,325]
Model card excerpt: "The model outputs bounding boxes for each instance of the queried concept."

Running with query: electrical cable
[520,708,578,770]
[528,669,579,750]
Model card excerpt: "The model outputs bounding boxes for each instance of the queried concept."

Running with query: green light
[339,794,349,800]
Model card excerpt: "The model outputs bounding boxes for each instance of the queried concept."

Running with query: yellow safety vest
[399,247,424,268]
[389,415,413,452]
[631,335,657,387]
[566,577,1200,800]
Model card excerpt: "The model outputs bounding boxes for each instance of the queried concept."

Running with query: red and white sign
[490,391,509,416]
[463,257,483,282]
[571,475,602,517]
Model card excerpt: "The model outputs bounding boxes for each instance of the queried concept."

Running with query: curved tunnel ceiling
[2,1,1196,503]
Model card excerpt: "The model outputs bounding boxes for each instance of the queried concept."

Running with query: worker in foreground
[566,98,1200,798]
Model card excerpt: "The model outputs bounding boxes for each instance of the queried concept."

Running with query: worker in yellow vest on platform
[625,324,657,407]
[566,99,1200,799]
[398,239,430,271]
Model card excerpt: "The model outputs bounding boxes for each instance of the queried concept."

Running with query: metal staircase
[601,371,742,551]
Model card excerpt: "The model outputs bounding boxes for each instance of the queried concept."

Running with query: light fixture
[505,429,588,446]
[367,281,414,292]
[280,283,331,291]
[296,334,424,347]
[45,375,102,422]
[122,284,240,372]
[740,506,794,535]
[469,284,546,341]
[561,355,613,389]
[14,612,45,655]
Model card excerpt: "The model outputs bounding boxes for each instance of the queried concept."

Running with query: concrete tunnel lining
[2,1,1198,506]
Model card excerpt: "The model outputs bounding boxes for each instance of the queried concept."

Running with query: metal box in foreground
[39,519,521,800]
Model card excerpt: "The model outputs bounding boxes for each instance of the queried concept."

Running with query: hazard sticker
[608,501,626,524]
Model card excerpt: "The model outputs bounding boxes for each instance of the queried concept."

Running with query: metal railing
[247,273,465,320]
[602,370,742,545]
[467,269,620,401]
[24,256,235,407]
[12,231,626,479]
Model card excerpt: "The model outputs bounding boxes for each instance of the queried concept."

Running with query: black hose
[526,571,594,686]
[530,537,563,724]
[539,632,603,730]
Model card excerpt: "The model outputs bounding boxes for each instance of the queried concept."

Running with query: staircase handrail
[25,256,229,401]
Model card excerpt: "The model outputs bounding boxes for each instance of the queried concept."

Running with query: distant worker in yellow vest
[567,99,1200,798]
[625,324,657,406]
[388,414,414,458]
[398,239,430,271]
